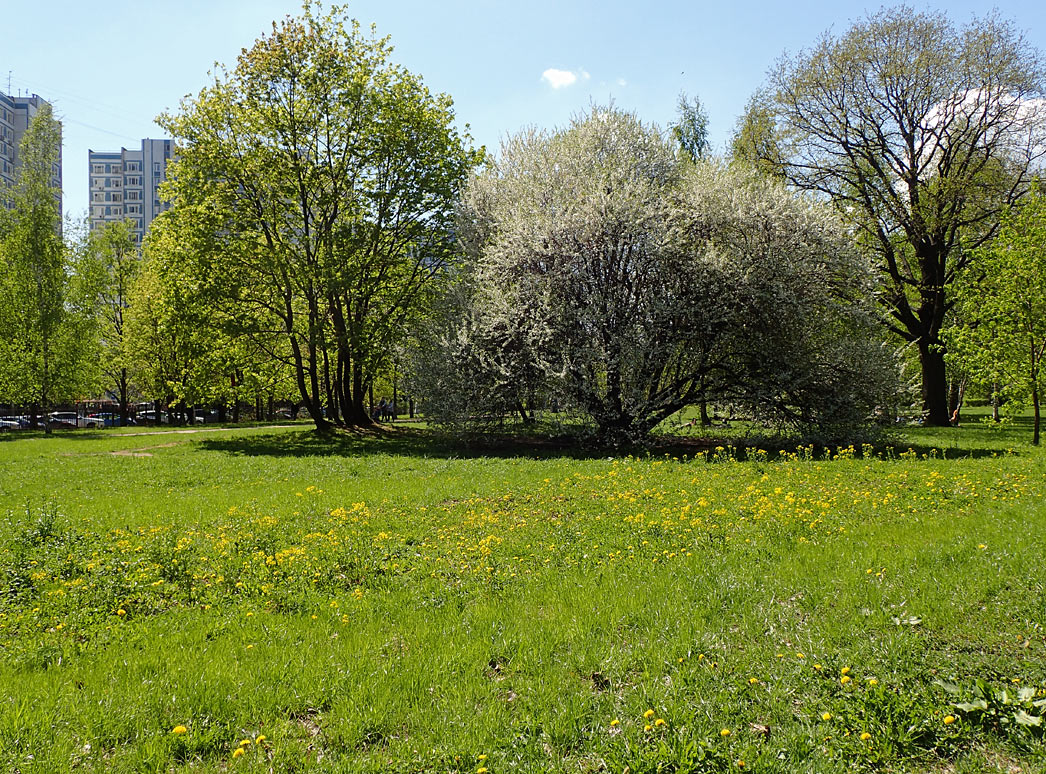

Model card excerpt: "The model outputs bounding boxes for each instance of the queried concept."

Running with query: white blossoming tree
[412,108,897,444]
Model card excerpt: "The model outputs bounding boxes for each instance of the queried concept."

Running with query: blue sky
[4,0,1045,221]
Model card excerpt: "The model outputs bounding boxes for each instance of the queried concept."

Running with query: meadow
[1,417,1044,773]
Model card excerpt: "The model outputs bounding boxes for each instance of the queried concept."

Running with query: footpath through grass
[1,418,1045,772]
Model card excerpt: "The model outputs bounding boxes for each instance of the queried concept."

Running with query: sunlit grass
[1,417,1044,772]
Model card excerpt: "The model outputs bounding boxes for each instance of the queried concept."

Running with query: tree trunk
[322,346,339,425]
[119,368,129,426]
[918,342,950,426]
[516,401,535,425]
[339,360,372,427]
[700,398,711,427]
[1033,381,1040,446]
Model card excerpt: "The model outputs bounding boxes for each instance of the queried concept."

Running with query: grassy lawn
[1,416,1044,772]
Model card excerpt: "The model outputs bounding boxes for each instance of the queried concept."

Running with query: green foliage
[730,90,784,177]
[948,186,1046,444]
[0,105,98,414]
[83,220,141,417]
[938,679,1046,738]
[671,91,710,162]
[157,3,479,428]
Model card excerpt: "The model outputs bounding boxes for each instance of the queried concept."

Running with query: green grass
[1,415,1045,772]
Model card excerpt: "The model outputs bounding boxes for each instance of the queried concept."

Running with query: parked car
[47,412,79,429]
[0,417,22,432]
[136,410,169,425]
[84,412,135,428]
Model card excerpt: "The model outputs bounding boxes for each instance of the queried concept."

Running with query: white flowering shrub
[412,108,898,444]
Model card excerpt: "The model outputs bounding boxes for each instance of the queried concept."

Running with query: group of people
[373,398,397,422]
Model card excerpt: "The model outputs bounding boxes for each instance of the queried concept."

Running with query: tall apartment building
[0,92,62,209]
[88,138,173,243]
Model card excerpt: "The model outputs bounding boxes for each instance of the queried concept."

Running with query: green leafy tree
[752,7,1046,425]
[730,90,785,178]
[671,92,710,162]
[949,186,1046,444]
[0,104,96,429]
[85,220,140,423]
[158,3,478,431]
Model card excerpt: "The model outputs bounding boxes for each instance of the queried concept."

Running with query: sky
[4,0,1045,221]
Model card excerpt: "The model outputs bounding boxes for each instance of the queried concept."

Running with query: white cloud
[542,68,588,89]
[616,78,627,88]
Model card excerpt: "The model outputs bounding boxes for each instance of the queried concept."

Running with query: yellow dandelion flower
[643,709,655,719]
[720,728,731,737]
[841,667,851,676]
[822,712,832,721]
[255,735,266,744]
[232,748,245,758]
[840,675,851,684]
[477,768,488,774]
[860,732,871,741]
[748,677,759,684]
[655,718,666,727]
[116,609,126,616]
[172,725,187,735]
[609,719,620,727]
[943,715,955,725]
[813,664,822,671]
[868,678,878,686]
[644,724,653,732]
[477,755,487,761]
[238,739,251,747]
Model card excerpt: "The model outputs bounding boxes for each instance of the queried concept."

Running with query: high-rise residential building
[0,91,62,209]
[88,138,173,243]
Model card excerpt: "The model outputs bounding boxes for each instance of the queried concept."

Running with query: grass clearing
[1,417,1045,772]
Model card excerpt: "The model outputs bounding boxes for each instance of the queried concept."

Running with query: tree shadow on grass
[197,426,609,461]
[195,423,1025,462]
